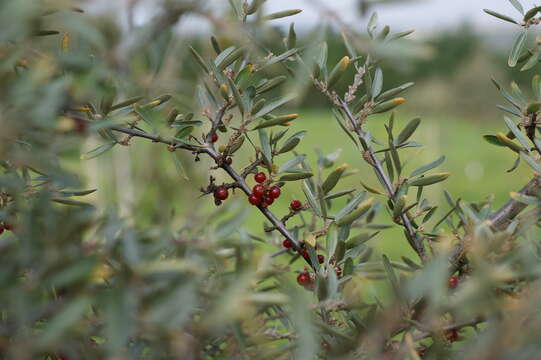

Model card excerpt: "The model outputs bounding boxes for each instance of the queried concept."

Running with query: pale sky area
[89,0,539,34]
[269,0,537,31]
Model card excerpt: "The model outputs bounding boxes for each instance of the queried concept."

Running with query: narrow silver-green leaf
[287,23,297,50]
[388,29,415,41]
[261,49,298,69]
[189,46,209,73]
[256,76,287,94]
[332,109,358,147]
[508,0,524,14]
[408,172,450,187]
[279,172,313,181]
[323,189,355,200]
[521,152,541,173]
[38,297,91,346]
[278,130,306,154]
[367,12,378,38]
[509,30,527,67]
[259,129,272,164]
[520,51,540,71]
[253,94,296,119]
[217,47,245,71]
[303,180,322,216]
[510,191,541,205]
[382,255,401,300]
[483,9,518,24]
[396,118,421,145]
[377,82,415,102]
[533,75,541,100]
[524,6,541,21]
[172,152,189,180]
[335,192,367,221]
[278,155,307,174]
[371,68,383,99]
[410,156,446,177]
[80,142,116,160]
[504,116,530,149]
[227,77,245,115]
[110,96,144,111]
[264,9,302,20]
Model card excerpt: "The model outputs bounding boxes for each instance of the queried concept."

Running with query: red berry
[264,197,274,206]
[296,272,312,287]
[248,194,262,206]
[254,172,267,183]
[335,267,342,277]
[283,239,293,248]
[290,200,302,211]
[317,254,324,264]
[252,184,266,198]
[210,134,219,143]
[74,118,87,133]
[225,157,233,165]
[268,186,281,199]
[445,329,459,342]
[301,249,310,260]
[214,187,228,200]
[448,276,459,289]
[4,224,12,231]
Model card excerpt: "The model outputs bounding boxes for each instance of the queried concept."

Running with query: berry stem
[206,103,228,144]
[241,158,264,178]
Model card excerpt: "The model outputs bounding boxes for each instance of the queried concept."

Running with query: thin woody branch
[339,100,427,262]
[69,113,313,267]
[490,175,541,230]
[205,104,228,144]
[448,176,541,272]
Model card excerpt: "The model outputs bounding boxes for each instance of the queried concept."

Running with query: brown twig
[490,176,541,230]
[265,208,302,232]
[241,157,264,179]
[448,175,541,272]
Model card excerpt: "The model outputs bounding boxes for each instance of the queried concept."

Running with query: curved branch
[449,175,541,271]
[490,176,540,230]
[70,114,311,265]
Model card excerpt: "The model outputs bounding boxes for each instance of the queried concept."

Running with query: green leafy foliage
[1,0,541,359]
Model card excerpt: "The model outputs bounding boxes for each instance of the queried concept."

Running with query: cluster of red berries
[247,172,282,208]
[0,223,14,235]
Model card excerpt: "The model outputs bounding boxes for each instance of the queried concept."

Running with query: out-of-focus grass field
[240,109,528,258]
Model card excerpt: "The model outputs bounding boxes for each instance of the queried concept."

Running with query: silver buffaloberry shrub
[1,0,541,359]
